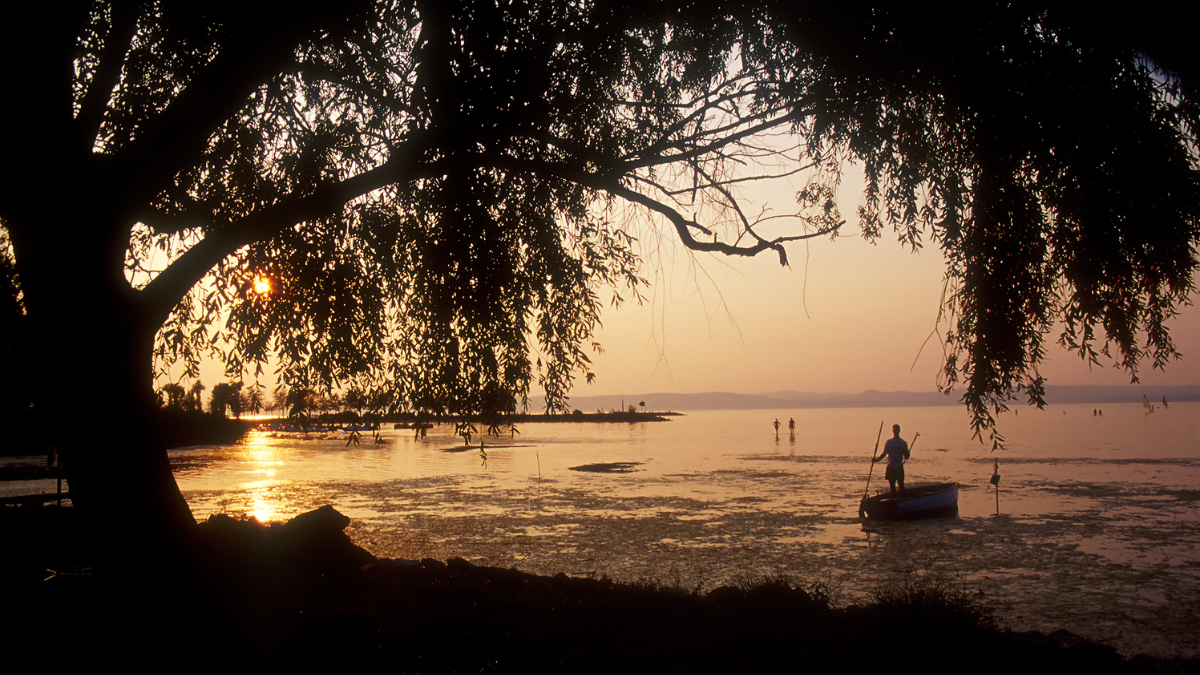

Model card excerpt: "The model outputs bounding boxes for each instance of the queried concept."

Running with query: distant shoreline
[504,410,679,423]
[385,410,678,431]
[544,383,1200,412]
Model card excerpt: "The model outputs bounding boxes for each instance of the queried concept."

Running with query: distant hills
[535,384,1200,412]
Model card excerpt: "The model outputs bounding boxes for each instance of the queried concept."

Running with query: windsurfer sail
[1143,395,1155,412]
[1163,396,1169,409]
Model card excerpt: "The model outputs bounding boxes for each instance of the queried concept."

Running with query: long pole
[905,432,920,463]
[861,420,885,502]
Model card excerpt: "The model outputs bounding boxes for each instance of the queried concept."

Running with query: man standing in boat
[872,424,909,495]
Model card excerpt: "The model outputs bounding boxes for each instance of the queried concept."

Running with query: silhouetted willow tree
[0,0,1196,548]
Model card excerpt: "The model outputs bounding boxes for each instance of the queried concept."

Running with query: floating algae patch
[569,461,643,473]
[1163,489,1200,502]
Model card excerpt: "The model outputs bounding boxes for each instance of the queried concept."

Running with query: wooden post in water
[990,459,1001,514]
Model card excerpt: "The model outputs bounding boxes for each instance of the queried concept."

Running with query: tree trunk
[19,219,197,569]
[60,320,196,567]
[54,327,198,564]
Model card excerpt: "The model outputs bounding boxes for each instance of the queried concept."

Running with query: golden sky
[582,231,1200,396]
[183,164,1200,398]
[188,227,1200,398]
[579,165,1200,397]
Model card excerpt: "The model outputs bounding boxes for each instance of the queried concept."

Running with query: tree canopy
[1,0,1197,466]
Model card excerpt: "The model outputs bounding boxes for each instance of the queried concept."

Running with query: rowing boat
[858,482,959,520]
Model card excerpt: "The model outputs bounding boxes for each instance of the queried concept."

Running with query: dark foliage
[741,2,1200,442]
[0,1,1196,530]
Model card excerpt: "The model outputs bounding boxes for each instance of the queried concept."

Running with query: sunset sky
[184,165,1200,399]
[578,166,1200,398]
[582,230,1200,397]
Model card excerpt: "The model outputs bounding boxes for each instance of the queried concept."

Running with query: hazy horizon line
[539,383,1200,411]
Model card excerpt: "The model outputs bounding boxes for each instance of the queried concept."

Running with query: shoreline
[0,410,678,460]
[3,504,1196,672]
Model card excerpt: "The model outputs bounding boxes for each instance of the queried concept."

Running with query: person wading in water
[872,424,909,495]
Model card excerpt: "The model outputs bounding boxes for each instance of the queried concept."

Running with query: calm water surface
[172,403,1200,658]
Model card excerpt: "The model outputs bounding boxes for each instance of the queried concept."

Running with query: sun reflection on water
[235,433,288,522]
[246,483,280,523]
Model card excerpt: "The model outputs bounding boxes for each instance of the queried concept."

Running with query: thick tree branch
[602,180,838,266]
[115,47,301,204]
[483,152,841,266]
[139,143,432,327]
[74,1,143,150]
[116,3,372,203]
[0,1,91,221]
[501,154,839,265]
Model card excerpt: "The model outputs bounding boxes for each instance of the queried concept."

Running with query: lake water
[169,403,1200,658]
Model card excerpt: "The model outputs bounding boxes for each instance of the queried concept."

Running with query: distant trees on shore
[156,381,382,420]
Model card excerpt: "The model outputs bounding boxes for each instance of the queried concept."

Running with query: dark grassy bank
[3,504,1195,673]
[0,409,255,458]
[158,409,258,447]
